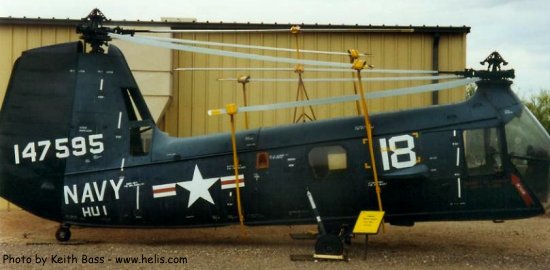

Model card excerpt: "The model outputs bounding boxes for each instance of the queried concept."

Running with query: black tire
[315,234,343,255]
[55,227,71,242]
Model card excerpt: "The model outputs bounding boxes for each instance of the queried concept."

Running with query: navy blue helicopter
[0,9,548,257]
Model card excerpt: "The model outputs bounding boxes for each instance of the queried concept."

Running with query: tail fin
[0,39,156,222]
[0,42,82,220]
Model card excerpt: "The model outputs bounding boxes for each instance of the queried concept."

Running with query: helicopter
[0,9,548,258]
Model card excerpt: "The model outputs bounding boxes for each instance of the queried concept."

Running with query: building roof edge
[0,17,470,34]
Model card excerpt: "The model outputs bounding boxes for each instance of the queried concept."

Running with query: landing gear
[55,224,71,242]
[315,234,344,256]
[305,188,346,260]
[344,234,353,246]
[337,224,353,245]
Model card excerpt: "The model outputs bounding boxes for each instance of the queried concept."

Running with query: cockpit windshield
[505,107,550,210]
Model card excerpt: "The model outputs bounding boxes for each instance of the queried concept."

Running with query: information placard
[353,211,385,234]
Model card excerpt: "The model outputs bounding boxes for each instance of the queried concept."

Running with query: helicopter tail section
[0,42,82,220]
[0,38,156,222]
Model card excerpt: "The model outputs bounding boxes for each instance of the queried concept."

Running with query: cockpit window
[506,108,550,160]
[505,107,550,210]
[464,127,502,175]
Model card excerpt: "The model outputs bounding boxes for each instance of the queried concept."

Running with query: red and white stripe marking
[220,175,245,190]
[511,174,534,207]
[152,183,177,198]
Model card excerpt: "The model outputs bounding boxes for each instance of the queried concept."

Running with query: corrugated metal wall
[0,20,467,211]
[0,25,80,102]
[164,31,467,137]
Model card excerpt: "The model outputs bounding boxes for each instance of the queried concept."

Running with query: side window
[463,128,502,175]
[129,124,153,156]
[122,88,154,156]
[308,145,347,178]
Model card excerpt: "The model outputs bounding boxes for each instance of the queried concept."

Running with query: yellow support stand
[226,103,246,235]
[352,59,385,232]
[237,75,251,129]
[291,25,316,123]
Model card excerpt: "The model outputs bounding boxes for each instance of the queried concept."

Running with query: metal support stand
[306,188,326,235]
[291,26,316,123]
[363,234,369,260]
[352,210,384,260]
[305,187,345,260]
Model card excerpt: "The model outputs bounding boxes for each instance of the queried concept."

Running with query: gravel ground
[0,210,549,270]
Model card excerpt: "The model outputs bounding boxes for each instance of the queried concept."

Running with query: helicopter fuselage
[0,41,548,234]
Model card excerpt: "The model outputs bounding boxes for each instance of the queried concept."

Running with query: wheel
[55,226,71,242]
[315,234,344,256]
[337,224,353,246]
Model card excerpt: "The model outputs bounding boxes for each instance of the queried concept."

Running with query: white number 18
[379,134,417,171]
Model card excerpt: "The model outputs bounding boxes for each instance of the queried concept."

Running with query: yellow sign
[353,211,385,234]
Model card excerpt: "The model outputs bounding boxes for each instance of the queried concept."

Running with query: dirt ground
[0,210,549,270]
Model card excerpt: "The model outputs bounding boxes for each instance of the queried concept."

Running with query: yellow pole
[242,87,249,129]
[291,25,302,60]
[352,60,385,231]
[348,49,362,115]
[226,103,246,234]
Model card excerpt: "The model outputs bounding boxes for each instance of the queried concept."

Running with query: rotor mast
[76,9,113,53]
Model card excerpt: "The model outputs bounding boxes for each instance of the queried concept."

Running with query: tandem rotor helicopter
[0,9,549,259]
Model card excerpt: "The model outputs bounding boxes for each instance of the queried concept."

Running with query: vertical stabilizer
[0,42,82,220]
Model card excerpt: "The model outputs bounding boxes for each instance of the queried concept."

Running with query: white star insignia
[177,165,219,208]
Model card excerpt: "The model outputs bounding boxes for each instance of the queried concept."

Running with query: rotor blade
[111,34,436,73]
[142,28,415,34]
[217,75,462,82]
[208,78,479,115]
[137,35,368,57]
[110,33,351,68]
[176,67,297,71]
[176,67,438,74]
